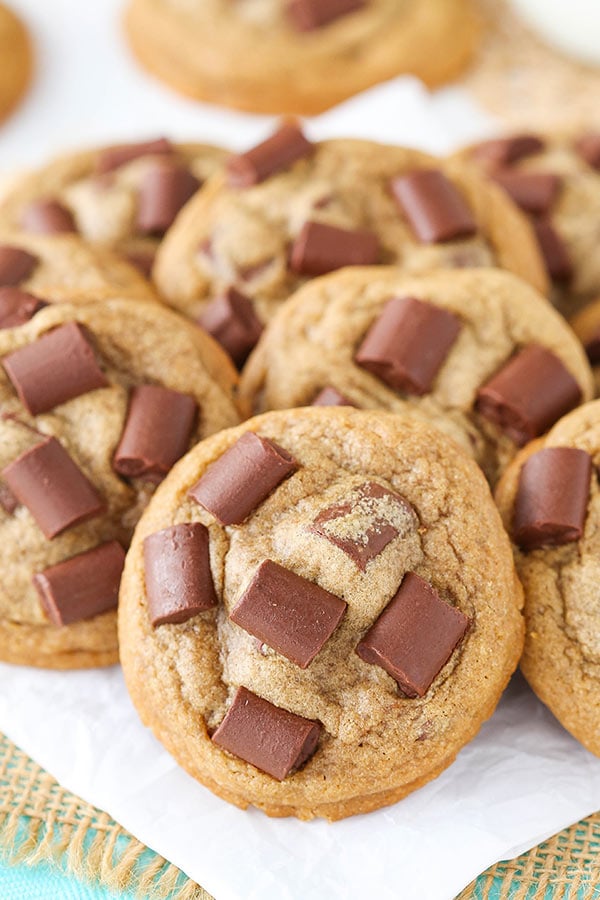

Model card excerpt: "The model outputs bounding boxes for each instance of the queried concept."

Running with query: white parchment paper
[2,3,600,898]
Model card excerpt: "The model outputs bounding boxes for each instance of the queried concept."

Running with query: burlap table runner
[0,731,598,899]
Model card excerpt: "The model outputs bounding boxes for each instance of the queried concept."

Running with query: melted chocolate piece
[2,322,108,415]
[476,345,582,446]
[311,482,416,570]
[143,523,217,626]
[512,447,592,550]
[470,135,545,168]
[533,219,573,283]
[198,288,263,367]
[212,686,321,780]
[230,560,346,668]
[33,541,125,626]
[286,0,366,30]
[355,296,461,395]
[0,245,38,286]
[289,221,379,276]
[227,122,313,188]
[2,437,104,539]
[113,385,198,483]
[136,162,200,235]
[356,572,470,697]
[391,170,477,244]
[491,171,561,216]
[21,200,77,235]
[0,288,47,329]
[95,138,173,174]
[189,432,298,525]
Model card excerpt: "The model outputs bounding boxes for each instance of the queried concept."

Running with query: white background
[2,3,600,900]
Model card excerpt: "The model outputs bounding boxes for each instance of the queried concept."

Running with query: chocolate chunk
[312,386,355,407]
[227,122,313,188]
[355,296,461,395]
[136,162,200,235]
[189,432,298,525]
[311,482,416,570]
[512,447,592,550]
[533,219,573,282]
[20,199,77,235]
[113,385,198,483]
[0,245,38,286]
[95,138,173,175]
[476,345,582,446]
[3,322,108,415]
[230,560,346,668]
[143,523,217,626]
[356,572,470,697]
[584,332,600,364]
[125,249,156,279]
[289,221,379,276]
[491,172,561,216]
[0,288,47,329]
[33,541,125,626]
[287,0,366,30]
[2,437,104,538]
[574,133,600,170]
[391,170,477,244]
[212,686,321,780]
[470,135,545,168]
[198,288,263,367]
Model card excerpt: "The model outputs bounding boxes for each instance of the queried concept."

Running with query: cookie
[456,131,600,315]
[0,298,240,669]
[118,407,523,820]
[239,267,593,484]
[123,0,481,116]
[0,139,226,274]
[0,3,31,125]
[495,400,600,756]
[154,124,548,365]
[571,298,600,394]
[463,0,600,133]
[0,232,157,305]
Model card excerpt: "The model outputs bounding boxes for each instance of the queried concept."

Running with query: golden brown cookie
[124,0,481,116]
[119,407,523,820]
[0,140,226,274]
[463,0,600,133]
[0,232,157,305]
[0,3,31,125]
[571,298,600,395]
[240,267,593,484]
[0,298,240,669]
[154,126,548,365]
[495,400,600,757]
[455,131,600,316]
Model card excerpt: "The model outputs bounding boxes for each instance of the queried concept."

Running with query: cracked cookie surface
[0,298,240,669]
[119,407,523,820]
[240,268,593,484]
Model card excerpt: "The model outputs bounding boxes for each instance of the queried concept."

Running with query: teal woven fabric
[0,858,126,899]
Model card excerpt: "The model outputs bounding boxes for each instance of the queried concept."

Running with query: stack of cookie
[2,119,600,822]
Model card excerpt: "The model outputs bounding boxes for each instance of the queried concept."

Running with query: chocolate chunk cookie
[240,267,593,484]
[119,407,523,820]
[124,0,481,115]
[154,126,548,364]
[0,298,240,669]
[456,131,600,315]
[495,400,600,757]
[0,232,156,305]
[0,2,31,125]
[0,139,226,274]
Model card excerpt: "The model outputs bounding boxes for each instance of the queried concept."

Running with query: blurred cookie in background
[0,2,32,125]
[123,0,481,115]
